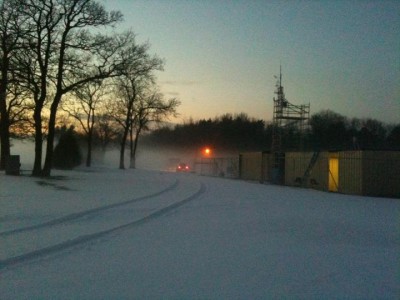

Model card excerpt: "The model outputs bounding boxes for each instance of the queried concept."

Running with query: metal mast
[271,67,310,183]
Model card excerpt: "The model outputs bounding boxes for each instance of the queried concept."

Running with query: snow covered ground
[0,166,399,299]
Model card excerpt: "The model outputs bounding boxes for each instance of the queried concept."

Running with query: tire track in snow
[0,182,206,270]
[0,179,179,237]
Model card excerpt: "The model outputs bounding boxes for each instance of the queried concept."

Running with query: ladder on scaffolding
[302,151,319,186]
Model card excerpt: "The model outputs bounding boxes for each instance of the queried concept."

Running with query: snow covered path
[1,168,399,299]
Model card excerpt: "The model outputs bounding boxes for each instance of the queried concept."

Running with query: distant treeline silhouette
[143,110,400,152]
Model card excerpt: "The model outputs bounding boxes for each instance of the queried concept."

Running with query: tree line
[142,111,400,153]
[0,0,179,176]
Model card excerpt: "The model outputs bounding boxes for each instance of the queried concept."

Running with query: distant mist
[9,138,207,172]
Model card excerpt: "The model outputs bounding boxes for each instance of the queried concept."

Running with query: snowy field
[0,164,399,299]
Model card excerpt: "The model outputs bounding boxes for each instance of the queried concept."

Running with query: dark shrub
[53,126,82,169]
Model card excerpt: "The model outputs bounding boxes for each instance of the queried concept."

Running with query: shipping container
[239,150,400,198]
[239,152,263,181]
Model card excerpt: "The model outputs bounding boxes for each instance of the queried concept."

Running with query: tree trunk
[0,118,10,170]
[119,99,133,169]
[119,136,126,169]
[130,128,141,169]
[42,100,59,177]
[119,123,130,170]
[86,111,94,167]
[86,133,92,167]
[129,126,134,168]
[0,55,10,170]
[32,106,43,176]
[0,110,10,170]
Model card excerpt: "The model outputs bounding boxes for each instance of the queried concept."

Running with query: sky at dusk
[101,0,399,124]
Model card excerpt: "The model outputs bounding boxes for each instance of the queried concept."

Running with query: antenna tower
[271,67,310,183]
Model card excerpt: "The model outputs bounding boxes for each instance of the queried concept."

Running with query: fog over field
[10,139,206,172]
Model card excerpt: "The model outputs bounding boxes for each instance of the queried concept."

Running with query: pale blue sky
[101,0,400,124]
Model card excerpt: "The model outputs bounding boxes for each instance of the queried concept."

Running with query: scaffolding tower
[271,68,310,183]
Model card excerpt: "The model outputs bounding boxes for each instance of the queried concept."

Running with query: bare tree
[16,0,65,175]
[5,79,33,137]
[62,80,108,167]
[108,39,163,169]
[129,90,179,169]
[96,112,120,153]
[18,0,130,176]
[0,0,30,169]
[42,0,125,176]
